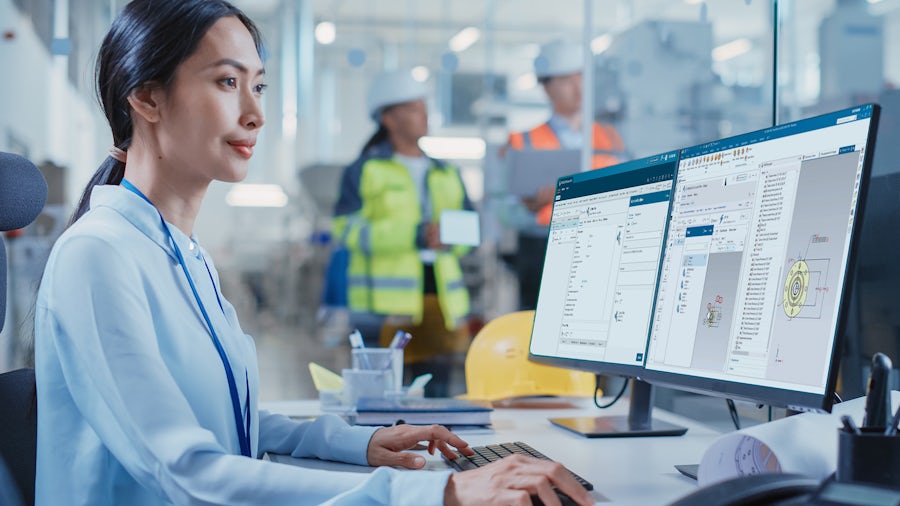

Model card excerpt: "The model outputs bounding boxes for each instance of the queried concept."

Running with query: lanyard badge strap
[121,179,252,458]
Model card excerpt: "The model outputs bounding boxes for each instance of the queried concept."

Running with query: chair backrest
[0,152,48,333]
[0,368,36,506]
[0,153,46,506]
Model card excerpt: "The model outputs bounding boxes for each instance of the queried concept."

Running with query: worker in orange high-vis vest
[504,39,627,310]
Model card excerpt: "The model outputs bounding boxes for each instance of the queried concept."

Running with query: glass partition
[14,0,893,404]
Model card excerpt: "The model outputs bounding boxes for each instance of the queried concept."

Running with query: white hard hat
[366,70,428,122]
[534,39,583,79]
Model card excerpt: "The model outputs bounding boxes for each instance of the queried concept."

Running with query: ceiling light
[419,136,486,160]
[591,34,613,55]
[515,73,537,90]
[412,66,431,82]
[226,184,289,207]
[449,27,480,53]
[712,38,752,61]
[315,21,336,45]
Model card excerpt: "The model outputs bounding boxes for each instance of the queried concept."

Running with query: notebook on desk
[354,397,493,426]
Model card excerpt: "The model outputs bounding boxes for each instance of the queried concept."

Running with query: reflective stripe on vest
[445,279,466,292]
[348,275,419,290]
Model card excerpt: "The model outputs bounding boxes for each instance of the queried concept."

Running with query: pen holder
[341,369,391,406]
[836,427,900,489]
[350,348,404,395]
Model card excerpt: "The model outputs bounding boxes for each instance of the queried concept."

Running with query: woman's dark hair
[359,104,402,157]
[68,0,263,226]
[359,124,390,157]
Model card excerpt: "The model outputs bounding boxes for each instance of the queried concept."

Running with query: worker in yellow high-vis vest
[333,70,474,397]
[504,39,627,310]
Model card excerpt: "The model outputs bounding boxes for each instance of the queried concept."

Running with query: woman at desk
[32,1,592,505]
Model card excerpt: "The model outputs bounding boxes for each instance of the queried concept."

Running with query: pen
[348,329,372,369]
[388,330,405,349]
[396,332,413,349]
[886,404,900,436]
[841,415,862,436]
[863,353,892,428]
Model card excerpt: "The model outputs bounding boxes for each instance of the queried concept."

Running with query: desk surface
[260,398,723,505]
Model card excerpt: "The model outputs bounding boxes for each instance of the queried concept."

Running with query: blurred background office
[2,0,900,427]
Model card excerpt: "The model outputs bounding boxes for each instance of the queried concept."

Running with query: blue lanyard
[121,179,252,458]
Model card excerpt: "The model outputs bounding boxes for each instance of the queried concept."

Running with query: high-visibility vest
[333,148,471,330]
[508,121,625,225]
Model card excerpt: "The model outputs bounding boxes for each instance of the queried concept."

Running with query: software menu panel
[531,153,678,367]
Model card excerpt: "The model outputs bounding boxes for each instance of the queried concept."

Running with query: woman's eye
[254,83,268,95]
[221,77,237,88]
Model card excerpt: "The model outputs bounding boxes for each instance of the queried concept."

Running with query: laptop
[506,148,582,197]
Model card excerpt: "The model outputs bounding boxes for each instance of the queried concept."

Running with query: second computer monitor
[529,151,678,378]
[528,151,686,437]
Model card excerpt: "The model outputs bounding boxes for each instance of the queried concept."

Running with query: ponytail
[67,156,125,227]
[359,124,390,157]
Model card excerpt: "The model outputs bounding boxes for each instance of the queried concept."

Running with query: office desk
[260,398,723,505]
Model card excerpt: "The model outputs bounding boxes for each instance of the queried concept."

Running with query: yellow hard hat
[460,311,597,401]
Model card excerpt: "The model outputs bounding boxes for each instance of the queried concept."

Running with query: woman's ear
[127,83,161,123]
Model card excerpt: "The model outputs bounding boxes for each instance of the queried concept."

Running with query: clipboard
[439,210,480,246]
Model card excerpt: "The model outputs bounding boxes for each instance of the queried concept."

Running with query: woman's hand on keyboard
[366,424,475,469]
[443,454,595,506]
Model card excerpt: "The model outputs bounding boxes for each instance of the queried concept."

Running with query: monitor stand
[549,379,688,438]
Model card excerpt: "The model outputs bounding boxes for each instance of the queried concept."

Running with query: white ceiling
[227,0,895,85]
[234,0,780,48]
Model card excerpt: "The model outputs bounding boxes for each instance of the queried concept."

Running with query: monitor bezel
[639,103,881,413]
[527,151,680,379]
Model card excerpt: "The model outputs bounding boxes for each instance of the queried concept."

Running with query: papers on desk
[354,397,493,426]
[697,392,900,486]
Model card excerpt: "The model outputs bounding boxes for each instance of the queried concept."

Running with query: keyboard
[442,441,593,505]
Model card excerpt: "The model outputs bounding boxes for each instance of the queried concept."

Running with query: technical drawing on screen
[644,104,880,410]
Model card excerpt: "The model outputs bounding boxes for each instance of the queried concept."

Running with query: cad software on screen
[645,105,874,396]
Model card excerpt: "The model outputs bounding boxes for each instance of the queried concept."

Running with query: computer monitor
[528,151,688,437]
[643,104,880,413]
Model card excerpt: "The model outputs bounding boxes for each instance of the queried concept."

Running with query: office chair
[0,369,37,506]
[0,151,48,506]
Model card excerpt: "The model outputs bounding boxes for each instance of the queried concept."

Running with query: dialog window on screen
[531,157,676,366]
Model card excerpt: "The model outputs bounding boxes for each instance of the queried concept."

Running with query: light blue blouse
[34,185,451,505]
